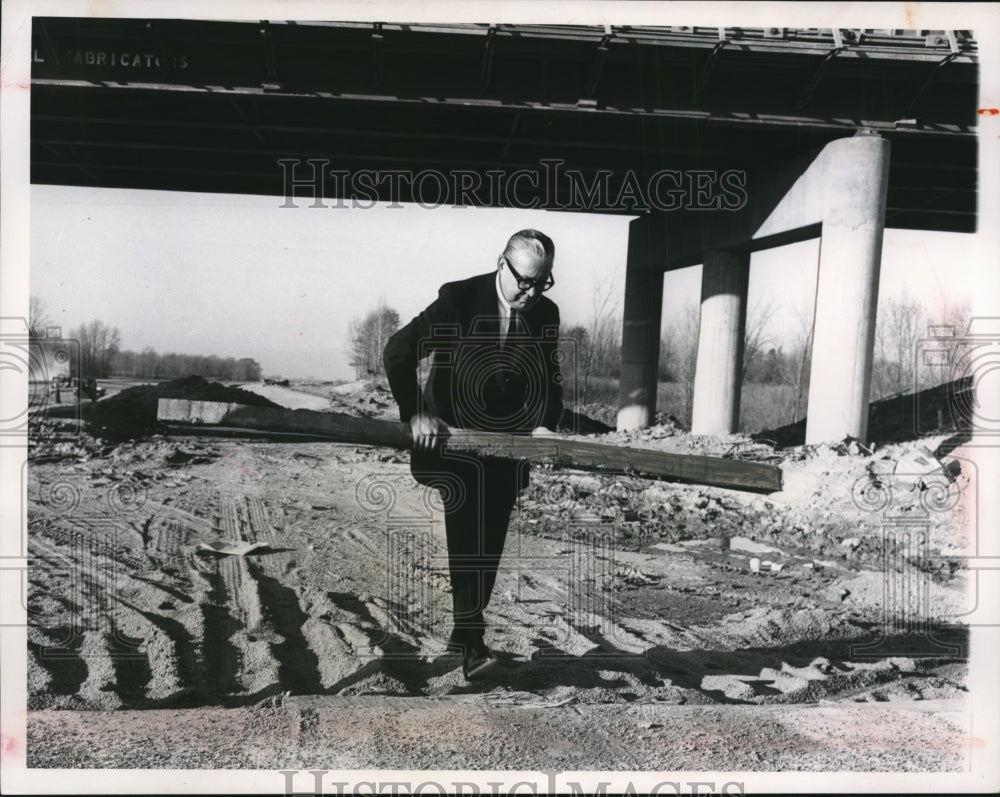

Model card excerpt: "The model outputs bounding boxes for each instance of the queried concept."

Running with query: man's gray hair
[503,229,555,263]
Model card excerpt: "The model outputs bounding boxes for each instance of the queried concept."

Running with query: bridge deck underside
[31,19,978,234]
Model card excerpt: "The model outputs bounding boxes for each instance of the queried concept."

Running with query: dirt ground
[22,379,977,771]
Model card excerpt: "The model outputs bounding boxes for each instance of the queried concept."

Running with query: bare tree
[658,325,680,381]
[663,296,777,383]
[28,295,52,339]
[660,295,780,424]
[587,276,621,379]
[910,296,971,393]
[139,346,158,379]
[940,297,971,335]
[783,306,815,422]
[872,294,927,399]
[72,319,121,379]
[349,300,400,379]
[741,296,778,381]
[558,324,590,404]
[566,277,621,404]
[661,300,701,421]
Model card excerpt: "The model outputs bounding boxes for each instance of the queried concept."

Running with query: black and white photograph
[2,1,999,793]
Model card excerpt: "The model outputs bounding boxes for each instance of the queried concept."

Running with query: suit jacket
[383,271,563,434]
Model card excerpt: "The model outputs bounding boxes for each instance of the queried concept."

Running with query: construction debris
[892,445,953,491]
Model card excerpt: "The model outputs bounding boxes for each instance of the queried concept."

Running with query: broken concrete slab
[159,399,245,425]
[892,445,953,490]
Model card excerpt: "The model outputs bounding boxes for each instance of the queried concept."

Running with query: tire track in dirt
[28,529,111,707]
[143,510,194,571]
[249,564,324,696]
[96,491,213,705]
[330,497,462,695]
[105,623,153,706]
[30,468,415,705]
[139,495,216,534]
[189,492,281,701]
[240,492,324,697]
[190,491,332,702]
[285,477,444,696]
[311,591,433,697]
[28,532,114,634]
[29,528,196,707]
[297,581,435,695]
[299,593,379,692]
[27,631,87,703]
[111,594,205,704]
[76,629,122,708]
[189,556,245,699]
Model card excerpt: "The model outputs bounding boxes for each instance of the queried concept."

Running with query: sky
[30,184,982,381]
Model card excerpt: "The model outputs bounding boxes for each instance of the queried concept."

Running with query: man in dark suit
[383,229,562,680]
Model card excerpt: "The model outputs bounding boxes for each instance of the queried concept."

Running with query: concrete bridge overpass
[31,19,980,442]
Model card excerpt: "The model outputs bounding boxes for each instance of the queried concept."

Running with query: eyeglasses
[503,257,555,293]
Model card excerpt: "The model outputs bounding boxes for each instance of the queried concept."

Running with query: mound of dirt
[88,375,281,441]
[756,376,972,449]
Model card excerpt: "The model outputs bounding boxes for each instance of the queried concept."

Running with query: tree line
[110,348,262,381]
[346,289,966,413]
[337,286,972,436]
[29,297,262,382]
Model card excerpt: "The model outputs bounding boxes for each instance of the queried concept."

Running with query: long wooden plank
[157,399,782,493]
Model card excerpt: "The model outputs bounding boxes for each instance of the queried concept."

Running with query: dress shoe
[461,638,499,681]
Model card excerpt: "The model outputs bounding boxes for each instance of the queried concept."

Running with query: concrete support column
[617,217,665,431]
[691,250,751,435]
[805,132,891,444]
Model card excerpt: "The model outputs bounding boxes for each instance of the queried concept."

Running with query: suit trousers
[411,447,528,641]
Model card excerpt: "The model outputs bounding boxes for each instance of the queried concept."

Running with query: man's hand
[410,412,450,451]
[531,426,558,438]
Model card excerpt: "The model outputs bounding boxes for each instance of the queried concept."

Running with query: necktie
[498,310,517,389]
[504,310,517,346]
